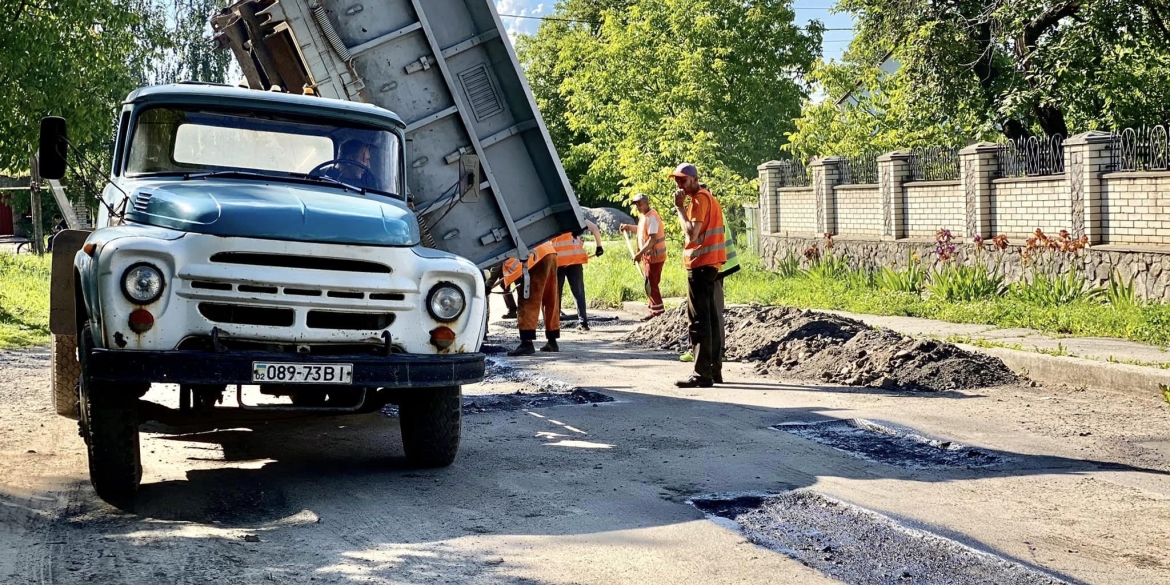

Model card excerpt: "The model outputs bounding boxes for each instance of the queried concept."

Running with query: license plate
[252,362,353,384]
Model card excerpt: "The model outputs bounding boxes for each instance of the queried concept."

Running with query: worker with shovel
[670,163,727,388]
[620,193,667,320]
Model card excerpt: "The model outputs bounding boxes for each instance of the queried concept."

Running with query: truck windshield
[124,107,401,196]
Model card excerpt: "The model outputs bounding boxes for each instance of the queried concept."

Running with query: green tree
[0,0,168,174]
[518,0,821,229]
[788,0,1170,157]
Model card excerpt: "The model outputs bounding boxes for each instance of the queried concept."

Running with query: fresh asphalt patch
[774,419,1002,469]
[692,491,1067,585]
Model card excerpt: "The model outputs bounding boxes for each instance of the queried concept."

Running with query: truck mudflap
[85,349,485,388]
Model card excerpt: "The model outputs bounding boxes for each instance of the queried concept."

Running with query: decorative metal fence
[839,153,879,184]
[909,146,960,181]
[996,134,1065,178]
[1110,125,1169,172]
[775,159,811,187]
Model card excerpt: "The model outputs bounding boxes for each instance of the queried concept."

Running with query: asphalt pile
[625,305,1018,392]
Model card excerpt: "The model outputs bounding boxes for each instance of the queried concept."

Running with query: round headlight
[427,284,465,322]
[121,263,165,304]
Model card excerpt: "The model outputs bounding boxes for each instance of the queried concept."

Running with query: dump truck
[42,0,583,505]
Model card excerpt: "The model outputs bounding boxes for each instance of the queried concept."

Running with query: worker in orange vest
[620,193,667,320]
[551,220,604,331]
[502,240,560,355]
[670,163,727,388]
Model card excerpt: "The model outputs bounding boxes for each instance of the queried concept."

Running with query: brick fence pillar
[959,142,999,239]
[756,160,784,234]
[877,151,914,240]
[1064,131,1113,244]
[810,156,843,235]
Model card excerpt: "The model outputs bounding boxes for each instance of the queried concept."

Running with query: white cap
[631,193,648,203]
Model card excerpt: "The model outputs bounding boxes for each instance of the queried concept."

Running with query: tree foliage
[517,0,821,229]
[0,0,231,215]
[787,0,1170,158]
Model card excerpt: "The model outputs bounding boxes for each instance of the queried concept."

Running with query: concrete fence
[755,131,1170,301]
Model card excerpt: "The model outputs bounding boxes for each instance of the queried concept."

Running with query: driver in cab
[328,139,375,190]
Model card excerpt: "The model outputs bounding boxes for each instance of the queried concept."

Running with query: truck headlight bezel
[427,283,466,322]
[121,262,165,305]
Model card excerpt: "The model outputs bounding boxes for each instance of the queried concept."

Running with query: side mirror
[39,117,68,181]
[458,153,481,202]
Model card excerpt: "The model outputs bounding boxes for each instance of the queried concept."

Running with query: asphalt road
[1,304,1169,584]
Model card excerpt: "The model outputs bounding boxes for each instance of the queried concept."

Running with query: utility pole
[29,154,44,255]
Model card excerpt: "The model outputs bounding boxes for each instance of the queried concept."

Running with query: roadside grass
[578,241,1170,347]
[0,253,52,348]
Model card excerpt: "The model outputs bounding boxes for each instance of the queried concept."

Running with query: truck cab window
[124,107,401,196]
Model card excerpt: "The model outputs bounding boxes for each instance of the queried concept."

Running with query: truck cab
[44,84,487,504]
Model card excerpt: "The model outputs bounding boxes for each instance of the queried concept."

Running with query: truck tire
[51,333,81,419]
[398,386,461,467]
[78,325,142,505]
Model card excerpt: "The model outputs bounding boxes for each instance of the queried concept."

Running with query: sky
[494,0,857,63]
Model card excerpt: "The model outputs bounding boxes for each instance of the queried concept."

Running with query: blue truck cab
[43,84,488,504]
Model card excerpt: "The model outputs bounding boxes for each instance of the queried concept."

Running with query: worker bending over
[502,240,560,355]
[621,193,667,320]
[551,220,604,331]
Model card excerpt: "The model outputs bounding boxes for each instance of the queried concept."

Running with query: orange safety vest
[502,241,558,287]
[638,209,667,265]
[683,189,727,270]
[551,233,589,267]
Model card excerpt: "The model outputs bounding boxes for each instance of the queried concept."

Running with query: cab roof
[124,83,406,130]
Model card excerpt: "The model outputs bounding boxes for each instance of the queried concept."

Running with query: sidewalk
[623,299,1170,399]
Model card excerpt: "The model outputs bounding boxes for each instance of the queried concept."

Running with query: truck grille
[306,311,395,330]
[210,252,391,274]
[198,303,295,327]
[189,281,404,301]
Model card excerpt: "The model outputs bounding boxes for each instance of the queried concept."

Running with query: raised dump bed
[214,0,584,268]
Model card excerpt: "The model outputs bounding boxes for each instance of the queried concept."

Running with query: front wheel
[78,325,144,505]
[51,334,80,419]
[398,386,462,467]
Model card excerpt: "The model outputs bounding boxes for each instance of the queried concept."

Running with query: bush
[929,264,1006,302]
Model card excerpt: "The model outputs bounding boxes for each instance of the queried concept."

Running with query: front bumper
[87,349,485,388]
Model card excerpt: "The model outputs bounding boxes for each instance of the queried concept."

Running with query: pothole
[774,419,1001,469]
[383,357,613,417]
[692,491,1066,585]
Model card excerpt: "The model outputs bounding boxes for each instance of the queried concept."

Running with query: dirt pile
[625,305,1018,392]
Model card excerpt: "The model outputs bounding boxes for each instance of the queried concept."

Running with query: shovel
[622,230,652,298]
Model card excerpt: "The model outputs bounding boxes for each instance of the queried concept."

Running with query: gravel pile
[625,305,1018,392]
[583,207,636,235]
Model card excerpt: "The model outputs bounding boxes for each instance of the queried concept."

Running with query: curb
[965,345,1170,400]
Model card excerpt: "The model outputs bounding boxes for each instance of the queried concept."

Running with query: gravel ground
[1,304,1169,584]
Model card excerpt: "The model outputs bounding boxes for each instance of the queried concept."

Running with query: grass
[0,253,52,348]
[579,241,1170,348]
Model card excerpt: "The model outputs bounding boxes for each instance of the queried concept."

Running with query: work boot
[675,374,713,388]
[640,314,655,322]
[540,340,560,353]
[577,321,590,332]
[502,310,518,320]
[713,372,724,384]
[507,341,536,356]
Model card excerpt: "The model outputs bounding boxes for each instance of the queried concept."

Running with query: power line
[497,13,853,31]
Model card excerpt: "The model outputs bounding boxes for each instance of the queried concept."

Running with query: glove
[595,246,604,257]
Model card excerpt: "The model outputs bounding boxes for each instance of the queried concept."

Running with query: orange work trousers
[517,253,560,341]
